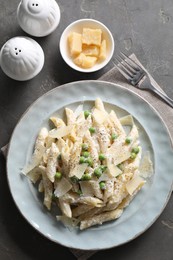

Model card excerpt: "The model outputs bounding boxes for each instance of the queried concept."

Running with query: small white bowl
[59,19,114,73]
[0,36,44,81]
[17,0,61,37]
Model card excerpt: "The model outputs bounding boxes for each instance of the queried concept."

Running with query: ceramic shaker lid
[17,0,61,37]
[0,36,44,81]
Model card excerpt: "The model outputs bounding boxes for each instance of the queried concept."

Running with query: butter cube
[99,40,107,60]
[68,32,82,56]
[82,28,102,46]
[74,53,97,68]
[82,44,100,57]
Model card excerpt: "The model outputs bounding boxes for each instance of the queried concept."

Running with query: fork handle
[149,85,173,108]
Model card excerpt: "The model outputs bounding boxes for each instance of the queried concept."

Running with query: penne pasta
[22,99,153,230]
[65,108,76,125]
[97,125,111,153]
[46,143,59,182]
[40,166,53,210]
[95,98,107,113]
[50,116,66,128]
[22,128,48,174]
[80,208,123,230]
[58,197,72,218]
[72,204,94,217]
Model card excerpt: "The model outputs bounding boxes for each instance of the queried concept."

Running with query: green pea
[125,137,132,144]
[85,157,93,166]
[130,152,137,159]
[84,110,91,119]
[89,127,96,134]
[82,151,90,158]
[81,173,91,181]
[99,181,106,190]
[82,143,89,151]
[100,165,107,172]
[99,153,106,161]
[94,168,102,178]
[79,156,86,164]
[132,147,140,154]
[55,172,62,180]
[111,133,118,141]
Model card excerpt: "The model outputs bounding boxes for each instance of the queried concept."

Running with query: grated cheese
[92,108,107,125]
[54,177,72,198]
[126,175,146,195]
[69,163,88,178]
[49,125,72,139]
[107,163,122,177]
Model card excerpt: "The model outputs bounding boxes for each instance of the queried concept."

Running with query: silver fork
[114,52,173,108]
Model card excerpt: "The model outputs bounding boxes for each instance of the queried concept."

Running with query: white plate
[7,80,173,250]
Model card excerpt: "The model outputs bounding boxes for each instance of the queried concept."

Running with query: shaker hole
[16,53,18,55]
[32,3,35,6]
[15,47,17,50]
[36,4,38,6]
[19,50,21,52]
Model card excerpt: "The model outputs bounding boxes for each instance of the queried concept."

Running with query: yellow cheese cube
[68,32,82,56]
[73,53,85,66]
[82,55,97,68]
[82,44,100,57]
[74,53,97,68]
[99,40,107,60]
[82,28,102,46]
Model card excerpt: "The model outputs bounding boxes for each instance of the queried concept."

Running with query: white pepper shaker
[0,36,44,81]
[17,0,61,37]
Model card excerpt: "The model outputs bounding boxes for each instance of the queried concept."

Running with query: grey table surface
[0,0,173,259]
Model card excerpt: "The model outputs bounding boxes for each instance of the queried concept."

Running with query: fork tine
[113,61,133,82]
[120,52,141,71]
[117,53,136,74]
[115,55,133,77]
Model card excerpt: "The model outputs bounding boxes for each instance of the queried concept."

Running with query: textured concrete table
[0,0,173,259]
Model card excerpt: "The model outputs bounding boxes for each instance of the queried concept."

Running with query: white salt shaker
[17,0,61,37]
[0,36,44,81]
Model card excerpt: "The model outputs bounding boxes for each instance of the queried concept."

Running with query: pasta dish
[22,98,153,230]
